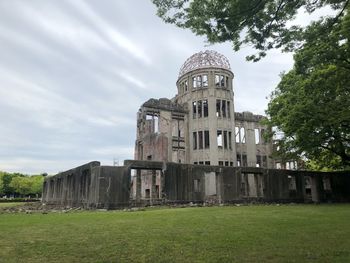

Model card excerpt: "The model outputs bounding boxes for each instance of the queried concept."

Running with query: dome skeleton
[178,50,231,78]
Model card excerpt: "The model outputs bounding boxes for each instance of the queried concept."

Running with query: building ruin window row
[216,99,231,118]
[180,73,230,92]
[192,74,208,89]
[217,130,232,149]
[192,99,208,118]
[194,161,211,165]
[218,161,234,166]
[193,130,210,150]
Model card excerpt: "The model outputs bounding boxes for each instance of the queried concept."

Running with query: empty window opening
[204,130,210,149]
[218,161,224,166]
[240,127,246,143]
[235,127,240,143]
[194,162,198,165]
[217,130,223,148]
[202,75,208,87]
[193,132,197,150]
[184,80,188,91]
[255,128,260,144]
[198,131,203,149]
[222,100,227,118]
[242,155,247,167]
[198,100,202,118]
[147,155,152,160]
[237,154,241,167]
[215,74,220,86]
[196,75,202,88]
[228,131,232,149]
[223,131,228,149]
[230,162,234,166]
[220,75,225,86]
[276,162,281,169]
[216,100,221,117]
[203,99,208,117]
[145,189,150,199]
[194,179,200,192]
[227,101,231,118]
[205,161,211,165]
[256,155,261,167]
[225,161,229,166]
[192,101,197,119]
[199,161,204,164]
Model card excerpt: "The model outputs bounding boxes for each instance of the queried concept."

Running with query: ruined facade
[41,50,350,209]
[42,160,350,208]
[134,50,275,199]
[135,50,273,168]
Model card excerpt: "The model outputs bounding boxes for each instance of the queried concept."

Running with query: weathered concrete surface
[43,160,350,209]
[42,162,130,209]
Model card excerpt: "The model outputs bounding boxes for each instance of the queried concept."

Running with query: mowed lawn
[0,205,350,263]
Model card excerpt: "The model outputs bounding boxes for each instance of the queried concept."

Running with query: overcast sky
[0,1,331,174]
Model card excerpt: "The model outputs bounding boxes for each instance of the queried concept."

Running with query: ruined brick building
[133,50,276,199]
[42,50,350,209]
[135,50,273,167]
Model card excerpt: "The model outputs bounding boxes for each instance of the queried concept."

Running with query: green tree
[0,172,4,195]
[152,0,349,61]
[265,9,350,169]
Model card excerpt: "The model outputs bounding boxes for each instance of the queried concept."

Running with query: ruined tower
[175,50,236,166]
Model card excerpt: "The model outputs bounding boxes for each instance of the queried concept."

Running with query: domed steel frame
[178,50,231,78]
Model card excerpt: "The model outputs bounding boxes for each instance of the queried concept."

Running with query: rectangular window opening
[220,75,225,87]
[223,131,228,149]
[255,128,260,144]
[197,75,202,88]
[198,100,202,118]
[204,130,210,149]
[215,74,220,86]
[202,75,208,87]
[192,101,197,119]
[198,131,203,149]
[235,127,240,143]
[217,130,223,148]
[228,131,232,149]
[203,99,208,117]
[193,132,197,150]
[222,100,226,118]
[227,101,231,118]
[216,100,221,117]
[192,77,197,89]
[240,127,246,143]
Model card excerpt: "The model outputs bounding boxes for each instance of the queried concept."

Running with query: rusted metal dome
[178,50,231,78]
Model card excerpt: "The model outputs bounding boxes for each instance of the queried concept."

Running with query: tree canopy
[152,0,349,61]
[0,172,44,197]
[265,8,350,169]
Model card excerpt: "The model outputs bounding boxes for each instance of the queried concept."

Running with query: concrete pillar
[136,170,141,204]
[151,170,157,205]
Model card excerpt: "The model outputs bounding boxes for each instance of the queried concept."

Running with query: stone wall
[42,162,130,209]
[43,160,350,209]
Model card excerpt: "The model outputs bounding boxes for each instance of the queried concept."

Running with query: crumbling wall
[42,162,130,208]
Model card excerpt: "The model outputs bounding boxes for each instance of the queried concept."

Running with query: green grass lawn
[0,205,349,263]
